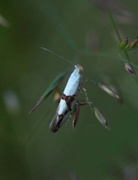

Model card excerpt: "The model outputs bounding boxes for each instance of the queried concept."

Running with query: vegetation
[1,0,138,179]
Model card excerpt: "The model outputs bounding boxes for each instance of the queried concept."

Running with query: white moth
[49,64,83,132]
[30,48,120,133]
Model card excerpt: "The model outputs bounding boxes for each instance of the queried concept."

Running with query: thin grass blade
[29,69,68,114]
[109,11,121,43]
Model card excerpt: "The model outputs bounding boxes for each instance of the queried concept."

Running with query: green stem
[109,11,121,43]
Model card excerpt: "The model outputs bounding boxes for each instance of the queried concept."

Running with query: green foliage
[1,0,138,180]
[29,69,68,113]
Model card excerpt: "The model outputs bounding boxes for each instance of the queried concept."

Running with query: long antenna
[40,47,74,66]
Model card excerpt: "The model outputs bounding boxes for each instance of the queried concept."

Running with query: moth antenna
[41,47,74,66]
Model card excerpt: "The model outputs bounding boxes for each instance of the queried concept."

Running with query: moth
[49,64,83,132]
[30,48,120,132]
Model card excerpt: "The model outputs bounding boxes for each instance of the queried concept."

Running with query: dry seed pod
[72,104,80,128]
[125,63,136,76]
[94,107,110,130]
[78,100,90,106]
[129,37,138,49]
[97,83,120,99]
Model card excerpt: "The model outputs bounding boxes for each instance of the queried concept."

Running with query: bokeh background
[1,0,138,179]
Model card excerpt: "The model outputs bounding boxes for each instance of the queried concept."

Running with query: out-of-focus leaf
[29,69,68,114]
[0,14,10,28]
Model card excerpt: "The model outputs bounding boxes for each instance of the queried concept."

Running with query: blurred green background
[1,0,138,179]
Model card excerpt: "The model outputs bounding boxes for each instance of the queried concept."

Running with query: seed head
[129,37,138,49]
[97,83,120,99]
[94,107,110,130]
[125,63,136,76]
[120,38,128,49]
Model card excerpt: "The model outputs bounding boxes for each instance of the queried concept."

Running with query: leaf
[29,69,68,114]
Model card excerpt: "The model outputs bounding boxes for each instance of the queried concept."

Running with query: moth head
[75,64,83,74]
